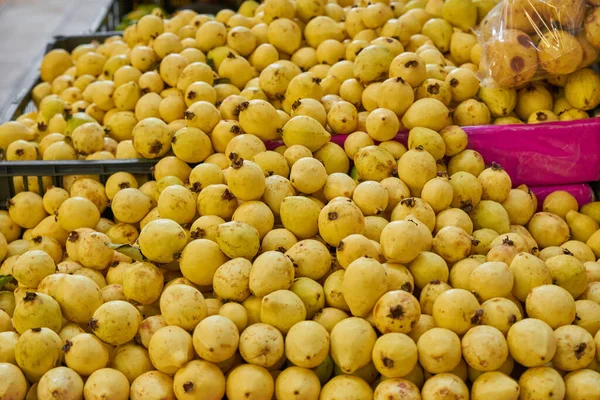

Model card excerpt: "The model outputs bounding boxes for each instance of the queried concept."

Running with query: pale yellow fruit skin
[372,290,421,335]
[562,240,596,263]
[0,310,11,332]
[342,257,388,317]
[320,375,373,400]
[12,250,55,290]
[148,326,194,376]
[130,371,175,400]
[138,218,187,263]
[77,232,113,270]
[461,325,508,372]
[226,160,266,202]
[285,321,330,368]
[518,367,565,400]
[226,364,274,400]
[543,190,579,219]
[64,333,110,377]
[545,254,588,299]
[469,261,514,301]
[507,318,556,367]
[173,360,226,400]
[238,323,284,368]
[157,185,195,225]
[275,367,321,400]
[553,325,596,371]
[587,229,600,258]
[0,330,19,363]
[471,371,520,400]
[84,368,129,400]
[0,362,29,399]
[289,277,325,319]
[41,49,73,83]
[179,238,229,286]
[528,212,571,249]
[131,117,173,159]
[91,300,141,346]
[525,284,576,329]
[432,288,481,335]
[16,327,63,382]
[37,367,84,400]
[354,145,397,182]
[565,68,600,111]
[470,200,511,234]
[380,220,422,264]
[213,258,252,302]
[8,192,48,230]
[419,280,452,315]
[337,234,379,269]
[397,148,437,196]
[136,315,168,350]
[480,298,522,336]
[323,270,350,313]
[217,221,261,260]
[249,251,294,297]
[282,116,331,152]
[110,343,154,384]
[260,289,306,334]
[330,317,377,374]
[192,315,239,363]
[564,369,600,400]
[421,373,469,399]
[313,308,349,334]
[55,274,103,324]
[12,292,62,335]
[567,210,599,243]
[432,226,472,263]
[280,196,321,239]
[402,98,450,131]
[372,333,418,378]
[122,262,164,306]
[435,206,473,234]
[580,202,600,224]
[285,239,331,280]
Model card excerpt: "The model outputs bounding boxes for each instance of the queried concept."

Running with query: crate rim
[0,159,158,178]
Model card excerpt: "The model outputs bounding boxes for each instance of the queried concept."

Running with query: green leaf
[0,275,15,290]
[107,244,145,262]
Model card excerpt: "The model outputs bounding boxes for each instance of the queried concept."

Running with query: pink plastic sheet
[461,118,600,186]
[267,117,600,187]
[530,183,595,210]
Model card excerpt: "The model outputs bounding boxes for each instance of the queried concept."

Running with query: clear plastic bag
[478,0,600,88]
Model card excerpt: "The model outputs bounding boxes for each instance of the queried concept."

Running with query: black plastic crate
[0,32,158,208]
[97,0,129,32]
[0,160,157,209]
[0,32,120,124]
[101,0,241,31]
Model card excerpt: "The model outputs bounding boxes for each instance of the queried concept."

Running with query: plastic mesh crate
[0,32,158,208]
[97,0,129,32]
[0,160,157,210]
[1,32,120,124]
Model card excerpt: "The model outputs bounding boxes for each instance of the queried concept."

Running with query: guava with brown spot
[484,29,538,88]
[372,290,421,334]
